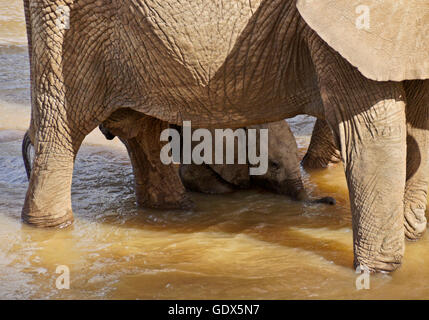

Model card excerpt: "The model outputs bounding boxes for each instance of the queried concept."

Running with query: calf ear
[297,0,429,81]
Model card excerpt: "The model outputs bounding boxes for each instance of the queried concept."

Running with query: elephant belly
[117,0,304,127]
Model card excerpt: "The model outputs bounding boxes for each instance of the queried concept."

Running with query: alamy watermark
[55,265,70,290]
[355,265,370,290]
[356,5,370,30]
[160,121,268,175]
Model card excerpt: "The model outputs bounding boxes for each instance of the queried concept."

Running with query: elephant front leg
[345,111,406,272]
[22,1,102,227]
[22,126,83,227]
[121,117,193,210]
[333,91,406,272]
[308,36,407,272]
[403,80,429,240]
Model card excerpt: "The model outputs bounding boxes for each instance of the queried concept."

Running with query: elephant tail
[22,130,33,181]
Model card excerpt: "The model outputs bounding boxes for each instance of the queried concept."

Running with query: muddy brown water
[1,1,429,299]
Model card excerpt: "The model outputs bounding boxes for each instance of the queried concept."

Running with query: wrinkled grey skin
[22,0,429,272]
[101,119,335,204]
[24,118,336,204]
[179,164,236,194]
[248,121,308,199]
[179,121,311,197]
[303,113,429,244]
[301,119,341,169]
[100,118,336,204]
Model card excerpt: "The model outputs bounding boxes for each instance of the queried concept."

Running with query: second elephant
[98,115,335,205]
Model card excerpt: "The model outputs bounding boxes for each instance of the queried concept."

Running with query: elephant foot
[404,206,427,241]
[301,155,328,169]
[354,232,404,273]
[301,119,341,169]
[21,148,77,229]
[301,152,341,169]
[21,208,74,228]
[354,255,402,273]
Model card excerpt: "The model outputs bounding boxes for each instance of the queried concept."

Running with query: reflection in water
[1,0,429,300]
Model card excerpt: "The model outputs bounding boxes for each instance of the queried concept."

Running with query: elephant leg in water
[22,111,193,211]
[301,119,341,169]
[100,113,237,205]
[301,84,429,241]
[101,110,192,210]
[306,33,407,272]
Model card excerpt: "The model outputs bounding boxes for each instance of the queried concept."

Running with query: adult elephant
[22,0,429,272]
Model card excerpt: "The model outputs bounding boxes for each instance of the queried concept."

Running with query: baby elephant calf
[97,112,335,206]
[178,121,335,205]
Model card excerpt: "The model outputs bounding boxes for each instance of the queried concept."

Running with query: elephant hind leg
[302,118,341,169]
[120,116,193,210]
[403,80,429,241]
